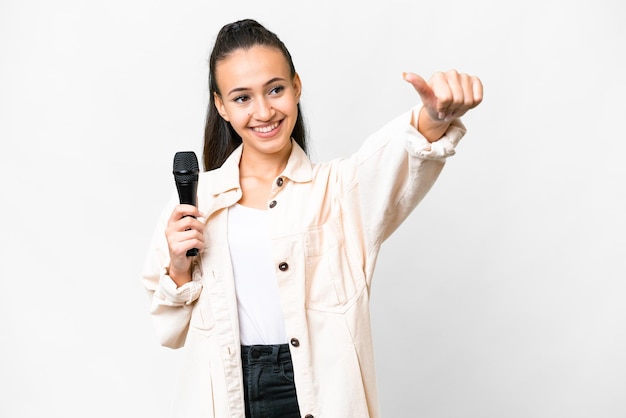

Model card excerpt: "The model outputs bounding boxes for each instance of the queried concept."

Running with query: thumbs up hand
[403,70,483,142]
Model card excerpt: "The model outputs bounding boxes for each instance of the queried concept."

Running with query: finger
[402,72,433,103]
[472,76,484,106]
[460,73,475,109]
[166,214,205,244]
[170,241,203,260]
[177,229,205,248]
[405,71,451,122]
[174,215,196,234]
[168,229,204,256]
[429,71,453,119]
[440,70,464,117]
[168,204,201,224]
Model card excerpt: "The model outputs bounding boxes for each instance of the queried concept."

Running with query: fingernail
[438,112,446,120]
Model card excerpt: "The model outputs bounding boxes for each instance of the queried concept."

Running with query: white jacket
[142,105,466,417]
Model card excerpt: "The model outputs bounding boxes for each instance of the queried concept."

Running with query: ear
[213,93,230,122]
[293,73,302,102]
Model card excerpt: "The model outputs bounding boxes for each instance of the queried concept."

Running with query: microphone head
[173,151,199,183]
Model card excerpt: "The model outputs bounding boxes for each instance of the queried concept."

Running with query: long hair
[202,19,308,172]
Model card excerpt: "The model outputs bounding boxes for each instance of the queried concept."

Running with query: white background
[1,0,624,417]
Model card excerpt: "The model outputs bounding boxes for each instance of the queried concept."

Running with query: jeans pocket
[279,361,295,384]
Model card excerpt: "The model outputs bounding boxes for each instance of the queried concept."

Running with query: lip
[249,119,282,138]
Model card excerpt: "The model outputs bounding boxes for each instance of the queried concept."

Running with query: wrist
[167,265,192,288]
[416,106,451,143]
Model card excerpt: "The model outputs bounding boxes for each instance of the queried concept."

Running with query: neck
[239,142,291,180]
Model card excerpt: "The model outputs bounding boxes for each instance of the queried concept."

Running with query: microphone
[173,151,199,257]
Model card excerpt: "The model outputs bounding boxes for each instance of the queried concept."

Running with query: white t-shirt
[227,203,287,345]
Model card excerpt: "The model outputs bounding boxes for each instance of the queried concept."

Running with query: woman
[142,18,482,418]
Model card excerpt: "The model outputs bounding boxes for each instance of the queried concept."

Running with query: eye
[233,94,250,104]
[269,85,284,95]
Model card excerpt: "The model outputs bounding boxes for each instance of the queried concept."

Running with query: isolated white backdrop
[1,0,624,417]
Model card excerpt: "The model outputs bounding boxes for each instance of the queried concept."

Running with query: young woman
[142,18,482,418]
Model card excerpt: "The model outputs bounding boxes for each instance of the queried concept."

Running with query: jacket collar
[207,141,313,195]
[198,141,313,216]
[280,141,313,183]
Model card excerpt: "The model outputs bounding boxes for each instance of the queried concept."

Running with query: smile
[252,121,280,133]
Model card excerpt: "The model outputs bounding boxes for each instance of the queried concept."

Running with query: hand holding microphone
[166,151,204,285]
[173,151,200,257]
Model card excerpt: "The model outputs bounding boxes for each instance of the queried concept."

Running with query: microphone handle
[176,181,199,257]
[186,245,199,257]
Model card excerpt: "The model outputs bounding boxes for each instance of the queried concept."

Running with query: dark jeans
[241,344,301,418]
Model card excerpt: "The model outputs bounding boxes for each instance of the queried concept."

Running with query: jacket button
[276,177,284,187]
[278,262,289,271]
[269,200,277,209]
[290,338,300,347]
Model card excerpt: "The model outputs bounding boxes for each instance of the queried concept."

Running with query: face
[213,45,302,159]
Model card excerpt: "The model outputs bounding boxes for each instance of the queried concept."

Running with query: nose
[252,97,274,121]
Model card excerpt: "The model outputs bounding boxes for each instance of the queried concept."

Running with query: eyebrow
[227,77,287,96]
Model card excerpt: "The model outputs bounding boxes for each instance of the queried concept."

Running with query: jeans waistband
[241,344,292,366]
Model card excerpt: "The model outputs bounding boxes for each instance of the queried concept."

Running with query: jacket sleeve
[351,104,467,252]
[141,192,203,349]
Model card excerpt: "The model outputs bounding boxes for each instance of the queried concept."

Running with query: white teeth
[253,122,279,133]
